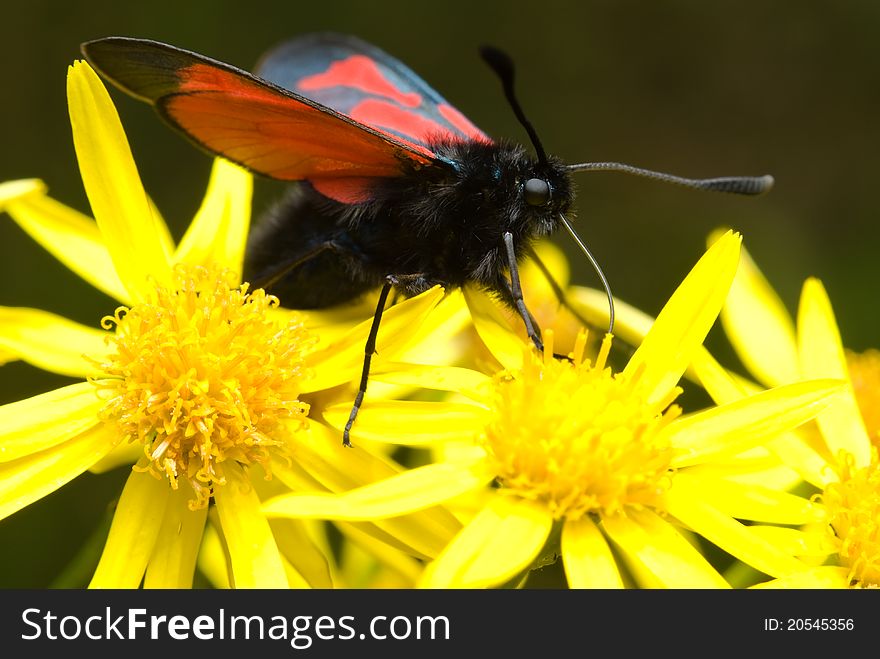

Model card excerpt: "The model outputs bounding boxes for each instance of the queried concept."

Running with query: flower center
[823,450,880,586]
[847,349,880,449]
[481,331,680,520]
[92,264,313,508]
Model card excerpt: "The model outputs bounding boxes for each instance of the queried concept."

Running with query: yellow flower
[699,231,880,588]
[459,239,598,369]
[0,61,459,588]
[262,231,844,588]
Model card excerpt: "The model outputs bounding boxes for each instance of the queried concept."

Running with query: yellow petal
[671,471,824,525]
[302,286,445,392]
[273,422,397,493]
[0,382,104,462]
[175,158,252,272]
[798,277,871,467]
[602,508,730,588]
[264,457,493,520]
[697,456,802,492]
[0,422,115,521]
[392,290,472,366]
[299,295,376,335]
[90,468,170,588]
[273,424,461,559]
[4,192,129,303]
[335,521,423,587]
[575,290,729,388]
[690,346,761,405]
[213,462,289,588]
[268,518,334,589]
[146,194,175,263]
[570,285,653,346]
[280,556,311,589]
[419,495,553,588]
[67,61,172,300]
[573,286,691,389]
[625,230,741,404]
[764,433,832,489]
[0,306,108,378]
[663,483,809,578]
[463,284,524,371]
[371,362,492,402]
[678,450,793,484]
[668,378,844,467]
[523,238,573,288]
[713,231,799,387]
[751,565,850,589]
[561,516,624,588]
[144,483,208,588]
[88,442,142,474]
[196,519,231,589]
[0,347,16,367]
[748,525,837,558]
[323,400,488,446]
[687,351,833,487]
[0,178,45,205]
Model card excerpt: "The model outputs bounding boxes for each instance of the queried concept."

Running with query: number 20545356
[764,618,854,631]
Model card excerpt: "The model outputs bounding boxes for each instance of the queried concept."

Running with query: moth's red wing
[81,37,439,202]
[164,69,436,178]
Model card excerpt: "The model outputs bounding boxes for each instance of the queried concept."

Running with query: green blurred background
[2,0,878,586]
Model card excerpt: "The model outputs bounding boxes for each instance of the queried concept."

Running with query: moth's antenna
[482,45,616,334]
[480,45,548,166]
[567,162,774,196]
[559,214,615,335]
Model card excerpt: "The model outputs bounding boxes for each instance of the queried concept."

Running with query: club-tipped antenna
[559,214,615,335]
[480,45,548,166]
[567,162,774,196]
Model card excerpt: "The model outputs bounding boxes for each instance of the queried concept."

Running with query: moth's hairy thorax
[362,138,575,291]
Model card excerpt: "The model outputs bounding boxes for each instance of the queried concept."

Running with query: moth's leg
[501,231,543,351]
[343,273,426,447]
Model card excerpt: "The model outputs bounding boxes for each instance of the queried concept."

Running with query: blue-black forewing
[254,33,492,152]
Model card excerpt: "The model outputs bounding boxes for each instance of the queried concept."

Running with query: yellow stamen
[822,448,880,586]
[91,264,313,508]
[481,330,680,520]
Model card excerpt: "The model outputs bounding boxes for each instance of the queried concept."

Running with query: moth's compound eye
[523,178,551,206]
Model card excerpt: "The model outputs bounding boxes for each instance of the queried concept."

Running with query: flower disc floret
[482,332,680,519]
[92,264,313,507]
[823,452,880,586]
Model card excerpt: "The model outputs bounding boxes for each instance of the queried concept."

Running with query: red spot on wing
[166,64,436,180]
[350,98,458,146]
[298,55,422,108]
[439,104,491,143]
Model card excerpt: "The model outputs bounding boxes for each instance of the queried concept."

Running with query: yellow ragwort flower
[262,231,844,588]
[699,231,880,588]
[0,61,460,588]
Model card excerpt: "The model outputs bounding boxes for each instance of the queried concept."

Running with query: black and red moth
[81,33,773,445]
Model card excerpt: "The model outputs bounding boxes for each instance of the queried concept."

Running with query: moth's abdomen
[244,186,382,308]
